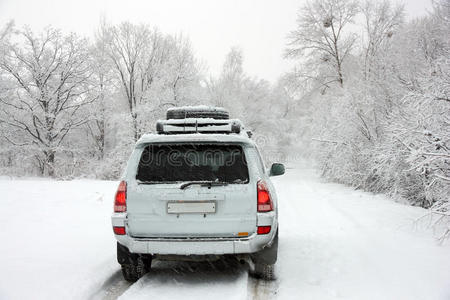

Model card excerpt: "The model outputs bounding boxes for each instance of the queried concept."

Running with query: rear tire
[250,229,278,281]
[121,258,149,282]
[252,263,275,281]
[117,242,151,282]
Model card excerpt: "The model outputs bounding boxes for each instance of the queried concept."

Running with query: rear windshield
[136,144,249,183]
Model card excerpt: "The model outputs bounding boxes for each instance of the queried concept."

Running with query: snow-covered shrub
[283,0,449,240]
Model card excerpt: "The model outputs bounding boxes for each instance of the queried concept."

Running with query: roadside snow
[274,168,450,300]
[0,180,119,300]
[0,168,449,300]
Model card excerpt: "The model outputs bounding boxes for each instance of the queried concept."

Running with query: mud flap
[117,242,137,265]
[251,229,278,265]
[117,242,152,266]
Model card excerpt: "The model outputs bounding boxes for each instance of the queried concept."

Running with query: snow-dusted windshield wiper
[232,178,249,184]
[179,181,229,190]
[136,180,174,185]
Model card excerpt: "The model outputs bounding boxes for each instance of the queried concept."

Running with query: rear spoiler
[156,118,243,134]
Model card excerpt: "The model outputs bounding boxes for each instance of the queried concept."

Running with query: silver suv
[111,107,285,282]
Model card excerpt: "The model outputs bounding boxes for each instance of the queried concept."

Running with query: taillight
[113,226,126,235]
[257,180,273,212]
[114,181,127,212]
[257,226,271,235]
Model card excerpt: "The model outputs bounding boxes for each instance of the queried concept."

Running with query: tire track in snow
[88,269,132,300]
[93,261,280,300]
[113,259,251,299]
[247,277,279,300]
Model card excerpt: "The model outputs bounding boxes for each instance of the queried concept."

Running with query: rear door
[126,143,257,238]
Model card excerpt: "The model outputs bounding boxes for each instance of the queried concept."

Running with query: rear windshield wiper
[180,181,229,190]
[136,180,174,185]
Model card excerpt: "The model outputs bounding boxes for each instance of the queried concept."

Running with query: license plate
[167,201,216,214]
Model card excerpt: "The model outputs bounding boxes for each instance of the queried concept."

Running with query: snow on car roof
[166,105,227,112]
[136,132,255,146]
[158,118,231,124]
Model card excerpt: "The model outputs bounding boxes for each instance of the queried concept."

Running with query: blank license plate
[167,202,216,214]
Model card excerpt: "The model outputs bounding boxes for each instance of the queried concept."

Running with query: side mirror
[269,163,285,176]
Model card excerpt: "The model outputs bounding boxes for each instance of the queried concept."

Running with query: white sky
[0,0,432,82]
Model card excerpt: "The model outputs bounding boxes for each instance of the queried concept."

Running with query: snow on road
[0,179,118,300]
[0,167,449,300]
[275,168,450,300]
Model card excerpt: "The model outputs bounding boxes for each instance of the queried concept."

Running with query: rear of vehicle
[112,107,283,282]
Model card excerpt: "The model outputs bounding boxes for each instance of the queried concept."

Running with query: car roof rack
[156,118,243,135]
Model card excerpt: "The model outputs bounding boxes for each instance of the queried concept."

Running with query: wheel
[252,263,275,280]
[166,107,229,120]
[121,258,148,282]
[117,242,151,282]
[249,229,278,281]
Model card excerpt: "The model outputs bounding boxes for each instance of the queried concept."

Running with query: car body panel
[112,132,279,256]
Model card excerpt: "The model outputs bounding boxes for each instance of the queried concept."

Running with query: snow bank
[0,179,119,300]
[273,168,450,300]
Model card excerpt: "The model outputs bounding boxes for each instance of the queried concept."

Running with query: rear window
[136,144,249,183]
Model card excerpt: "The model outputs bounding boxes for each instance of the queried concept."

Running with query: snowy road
[1,167,450,300]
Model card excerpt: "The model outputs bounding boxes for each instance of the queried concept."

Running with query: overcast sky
[0,0,432,82]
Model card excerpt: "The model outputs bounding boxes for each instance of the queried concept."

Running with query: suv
[111,106,285,282]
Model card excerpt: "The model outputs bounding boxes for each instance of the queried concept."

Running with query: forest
[0,0,448,236]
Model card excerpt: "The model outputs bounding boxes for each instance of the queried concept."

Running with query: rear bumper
[112,212,277,255]
[115,234,274,255]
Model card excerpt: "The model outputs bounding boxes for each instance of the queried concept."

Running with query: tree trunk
[132,112,139,141]
[45,150,56,177]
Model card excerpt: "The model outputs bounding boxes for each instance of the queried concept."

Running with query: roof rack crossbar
[156,119,242,135]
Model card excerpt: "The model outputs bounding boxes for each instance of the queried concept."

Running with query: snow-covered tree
[98,22,202,141]
[360,0,404,80]
[98,22,163,141]
[207,47,245,113]
[207,48,296,163]
[282,0,449,243]
[286,0,359,87]
[164,35,202,105]
[0,27,95,176]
